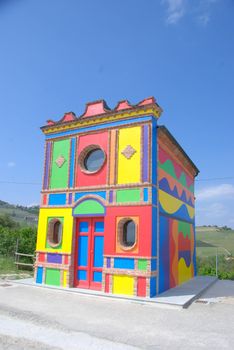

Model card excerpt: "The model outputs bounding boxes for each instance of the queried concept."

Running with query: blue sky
[0,0,233,227]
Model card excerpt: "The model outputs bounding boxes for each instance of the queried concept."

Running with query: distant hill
[197,225,233,232]
[196,225,234,257]
[0,200,39,226]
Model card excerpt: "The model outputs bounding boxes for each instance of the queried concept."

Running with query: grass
[196,227,234,257]
[0,255,34,278]
[0,255,19,275]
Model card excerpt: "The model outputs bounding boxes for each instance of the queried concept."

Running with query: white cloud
[7,161,16,168]
[162,0,186,24]
[162,0,218,25]
[196,184,234,201]
[197,13,210,26]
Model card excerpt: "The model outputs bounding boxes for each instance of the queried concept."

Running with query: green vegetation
[0,212,36,277]
[0,200,39,226]
[0,255,19,275]
[196,226,234,257]
[197,256,234,280]
[196,226,234,280]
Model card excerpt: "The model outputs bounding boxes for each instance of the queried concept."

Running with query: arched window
[47,219,63,247]
[118,218,137,250]
[123,220,136,247]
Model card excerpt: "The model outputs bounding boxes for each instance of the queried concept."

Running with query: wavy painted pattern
[179,251,191,267]
[158,147,194,192]
[159,190,194,223]
[178,258,192,284]
[159,174,194,207]
[169,219,178,288]
[178,232,191,250]
[159,215,195,292]
[178,221,191,238]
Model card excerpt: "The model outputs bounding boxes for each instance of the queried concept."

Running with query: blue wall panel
[114,258,134,270]
[78,270,87,281]
[93,271,102,282]
[143,188,148,202]
[78,236,88,266]
[46,116,153,140]
[94,221,104,232]
[159,215,170,294]
[79,222,89,232]
[150,277,157,297]
[151,259,157,271]
[48,193,66,205]
[36,267,43,284]
[93,236,104,267]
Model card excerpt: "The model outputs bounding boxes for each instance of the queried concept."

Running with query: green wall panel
[50,139,70,189]
[116,189,141,203]
[73,200,105,215]
[138,259,147,271]
[45,268,61,286]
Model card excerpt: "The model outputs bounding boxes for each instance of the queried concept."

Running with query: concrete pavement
[0,279,233,349]
[13,275,218,308]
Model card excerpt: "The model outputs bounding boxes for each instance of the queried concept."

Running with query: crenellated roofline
[41,97,163,135]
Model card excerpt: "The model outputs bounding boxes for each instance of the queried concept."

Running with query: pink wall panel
[75,132,109,187]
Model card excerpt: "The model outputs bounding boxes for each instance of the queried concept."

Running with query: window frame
[117,217,138,251]
[78,144,106,174]
[47,218,63,248]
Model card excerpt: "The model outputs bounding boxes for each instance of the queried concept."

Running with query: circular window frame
[79,145,106,174]
[117,217,138,251]
[47,218,63,248]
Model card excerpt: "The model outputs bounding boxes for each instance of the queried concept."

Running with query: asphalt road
[0,280,233,349]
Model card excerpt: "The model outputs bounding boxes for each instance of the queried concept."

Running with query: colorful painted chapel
[35,97,199,298]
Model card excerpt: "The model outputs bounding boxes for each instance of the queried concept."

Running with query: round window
[79,146,106,173]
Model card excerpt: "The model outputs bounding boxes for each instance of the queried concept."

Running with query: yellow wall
[117,126,141,184]
[36,208,73,253]
[112,275,134,296]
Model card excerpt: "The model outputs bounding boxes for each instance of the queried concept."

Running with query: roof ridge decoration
[138,96,156,106]
[81,100,111,118]
[45,96,163,126]
[47,112,76,126]
[115,100,133,111]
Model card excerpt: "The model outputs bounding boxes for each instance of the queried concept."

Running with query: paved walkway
[0,279,233,349]
[13,275,217,308]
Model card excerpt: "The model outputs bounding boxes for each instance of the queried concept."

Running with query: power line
[0,181,41,185]
[0,176,234,186]
[196,176,234,182]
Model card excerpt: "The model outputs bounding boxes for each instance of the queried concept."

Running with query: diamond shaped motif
[121,145,137,159]
[55,155,66,168]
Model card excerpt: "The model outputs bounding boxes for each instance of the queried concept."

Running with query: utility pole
[216,247,218,277]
